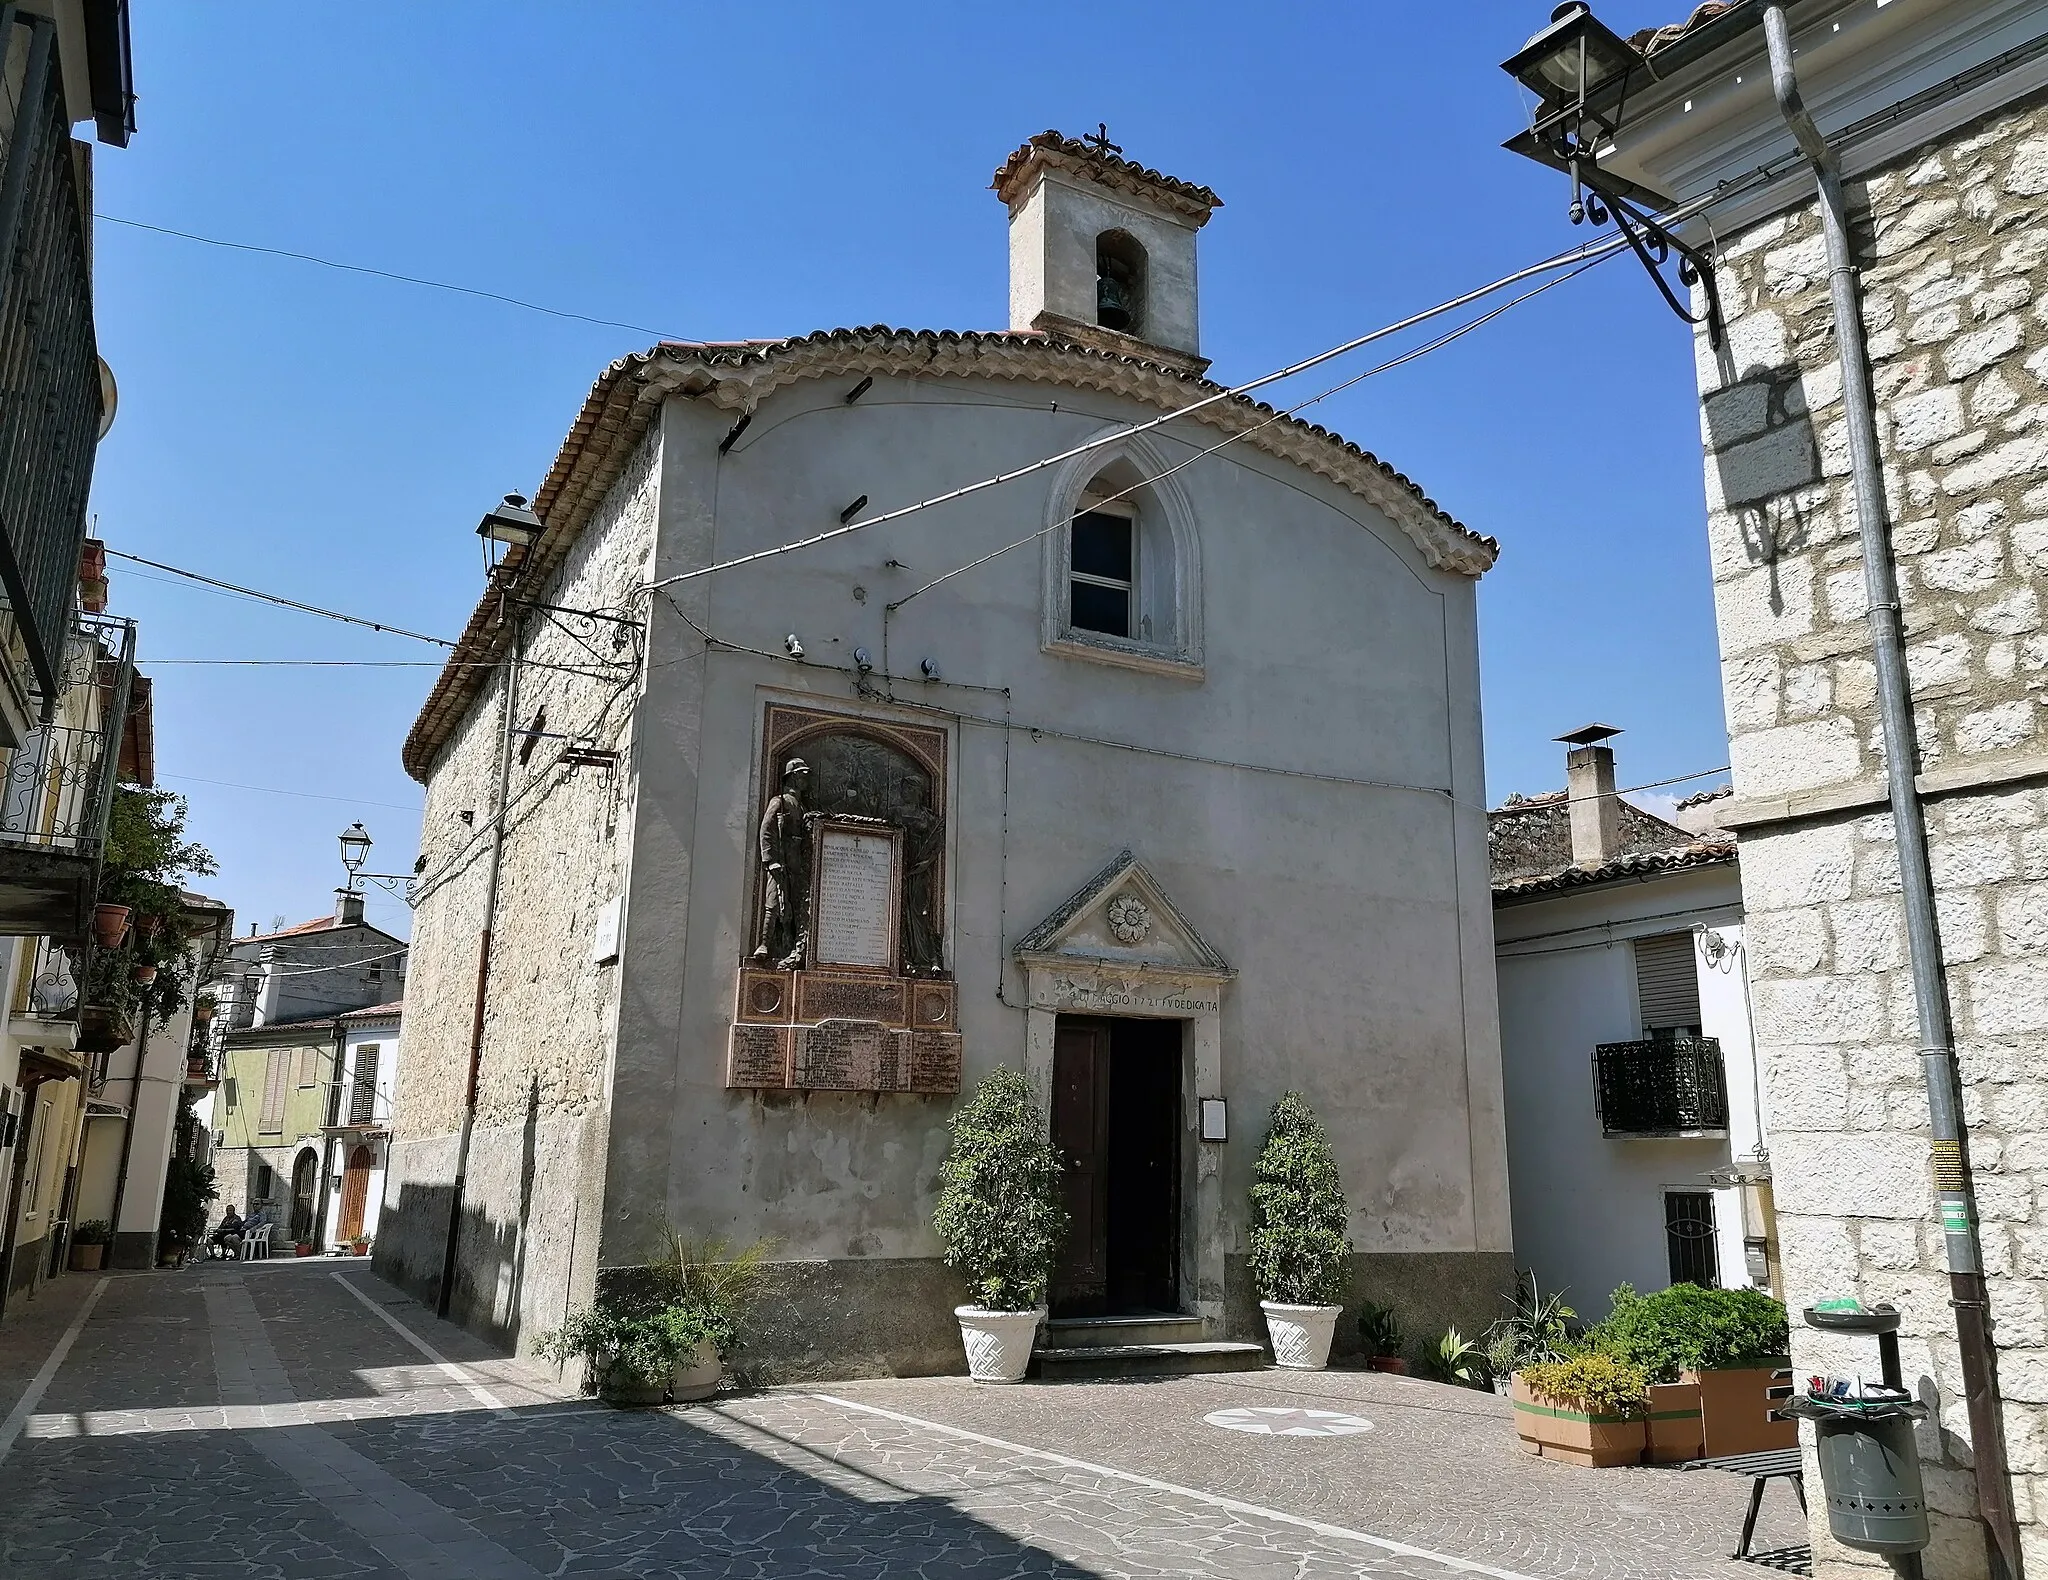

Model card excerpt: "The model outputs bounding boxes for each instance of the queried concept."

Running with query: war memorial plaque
[798,971,905,1024]
[794,1019,907,1091]
[908,1030,963,1094]
[813,826,898,970]
[727,1024,791,1088]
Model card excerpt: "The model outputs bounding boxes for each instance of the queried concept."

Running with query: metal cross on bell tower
[1082,122,1122,157]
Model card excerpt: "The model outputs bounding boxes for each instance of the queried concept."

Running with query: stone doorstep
[1032,1340,1267,1380]
[1040,1314,1208,1351]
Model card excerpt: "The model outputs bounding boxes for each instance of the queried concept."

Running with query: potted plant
[193,994,216,1026]
[92,902,130,949]
[1357,1301,1407,1373]
[351,1236,370,1256]
[1481,1272,1578,1396]
[295,1240,315,1258]
[1589,1283,1793,1458]
[1423,1326,1488,1389]
[68,1219,112,1271]
[131,962,158,986]
[931,1066,1067,1382]
[649,1229,772,1401]
[1512,1352,1651,1466]
[1248,1092,1352,1370]
[536,1300,720,1407]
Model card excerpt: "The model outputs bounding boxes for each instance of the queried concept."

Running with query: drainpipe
[103,993,150,1270]
[437,608,522,1318]
[1761,10,2021,1576]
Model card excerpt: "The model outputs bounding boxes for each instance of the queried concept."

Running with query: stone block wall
[379,430,660,1347]
[1700,90,2048,1579]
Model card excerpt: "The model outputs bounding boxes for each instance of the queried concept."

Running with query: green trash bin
[1812,1409,1930,1555]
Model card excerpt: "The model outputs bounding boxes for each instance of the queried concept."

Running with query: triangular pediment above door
[1013,849,1231,977]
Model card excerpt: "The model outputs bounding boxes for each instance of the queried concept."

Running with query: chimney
[1557,723,1624,867]
[334,887,364,926]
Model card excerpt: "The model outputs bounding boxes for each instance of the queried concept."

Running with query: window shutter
[295,1047,318,1087]
[223,1077,239,1111]
[348,1046,380,1126]
[1634,933,1702,1033]
[260,1050,288,1132]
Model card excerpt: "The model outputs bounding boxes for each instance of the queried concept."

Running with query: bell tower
[993,128,1221,375]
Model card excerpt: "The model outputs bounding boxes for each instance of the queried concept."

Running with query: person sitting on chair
[210,1205,245,1259]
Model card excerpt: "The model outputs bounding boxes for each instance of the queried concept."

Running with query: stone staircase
[1031,1314,1266,1380]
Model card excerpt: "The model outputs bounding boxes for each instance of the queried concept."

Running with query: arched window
[1042,439,1204,678]
[1096,230,1147,336]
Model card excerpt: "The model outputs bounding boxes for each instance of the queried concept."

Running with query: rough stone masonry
[1704,89,2048,1580]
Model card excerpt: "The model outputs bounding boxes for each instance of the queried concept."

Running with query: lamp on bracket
[1500,2,1724,348]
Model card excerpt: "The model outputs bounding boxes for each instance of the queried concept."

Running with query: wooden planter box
[1647,1381,1705,1463]
[1692,1365,1795,1456]
[1510,1375,1646,1467]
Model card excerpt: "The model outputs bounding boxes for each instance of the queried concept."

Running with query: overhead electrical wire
[96,213,685,341]
[105,549,457,647]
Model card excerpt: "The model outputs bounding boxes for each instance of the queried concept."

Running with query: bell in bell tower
[992,127,1221,373]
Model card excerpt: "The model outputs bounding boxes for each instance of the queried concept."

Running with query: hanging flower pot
[92,903,130,950]
[131,963,157,985]
[137,915,163,941]
[192,998,215,1025]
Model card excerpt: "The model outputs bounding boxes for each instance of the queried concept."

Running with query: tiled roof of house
[991,130,1223,221]
[1628,2,1739,56]
[1673,783,1734,811]
[401,327,1499,780]
[243,916,342,943]
[340,1000,404,1023]
[1488,787,1736,896]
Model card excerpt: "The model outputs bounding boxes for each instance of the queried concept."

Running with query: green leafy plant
[1588,1282,1789,1384]
[158,1154,217,1249]
[536,1302,720,1392]
[1481,1269,1578,1376]
[1424,1326,1488,1389]
[647,1229,776,1359]
[1518,1352,1650,1418]
[932,1066,1067,1311]
[1247,1092,1352,1306]
[1356,1300,1404,1361]
[91,788,218,1025]
[70,1219,112,1246]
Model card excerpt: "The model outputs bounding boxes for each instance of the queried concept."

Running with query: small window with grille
[1664,1189,1720,1288]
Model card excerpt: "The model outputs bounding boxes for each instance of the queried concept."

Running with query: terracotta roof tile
[340,999,405,1022]
[991,130,1222,221]
[1628,2,1738,56]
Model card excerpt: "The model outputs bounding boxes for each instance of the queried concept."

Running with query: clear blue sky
[87,1,1732,938]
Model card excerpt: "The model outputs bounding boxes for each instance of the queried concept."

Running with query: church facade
[379,132,1515,1378]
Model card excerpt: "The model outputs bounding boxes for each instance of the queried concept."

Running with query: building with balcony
[1490,726,1774,1320]
[200,890,406,1250]
[0,2,137,944]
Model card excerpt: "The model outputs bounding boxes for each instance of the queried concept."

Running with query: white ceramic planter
[956,1304,1045,1382]
[670,1339,721,1403]
[1261,1301,1342,1370]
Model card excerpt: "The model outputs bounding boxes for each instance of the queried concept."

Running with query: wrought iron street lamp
[477,493,542,549]
[1500,2,1724,347]
[339,821,372,879]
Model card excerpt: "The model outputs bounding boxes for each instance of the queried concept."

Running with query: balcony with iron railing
[0,13,107,746]
[0,612,134,939]
[1593,1035,1730,1138]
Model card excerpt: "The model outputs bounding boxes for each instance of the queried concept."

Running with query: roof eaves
[1491,842,1738,899]
[401,328,1499,782]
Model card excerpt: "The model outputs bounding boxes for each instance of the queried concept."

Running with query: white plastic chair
[241,1223,273,1261]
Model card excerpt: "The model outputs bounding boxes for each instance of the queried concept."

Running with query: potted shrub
[193,994,216,1026]
[68,1219,112,1272]
[537,1300,719,1407]
[931,1066,1066,1382]
[1357,1301,1407,1373]
[1512,1352,1650,1466]
[1590,1283,1793,1457]
[648,1229,772,1401]
[350,1235,371,1257]
[295,1241,315,1258]
[1248,1092,1352,1370]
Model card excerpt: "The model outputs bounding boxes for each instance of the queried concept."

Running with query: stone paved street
[0,1262,1807,1578]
